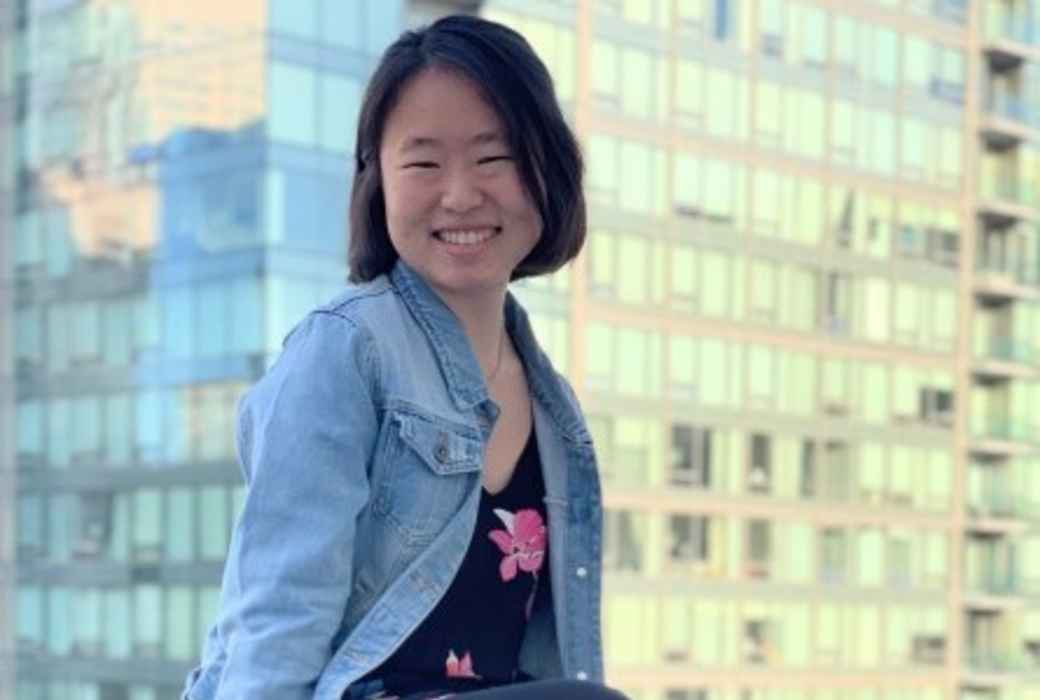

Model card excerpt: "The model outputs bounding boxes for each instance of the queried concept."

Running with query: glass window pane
[270,0,317,38]
[200,487,230,561]
[320,73,362,154]
[269,62,317,146]
[166,489,195,562]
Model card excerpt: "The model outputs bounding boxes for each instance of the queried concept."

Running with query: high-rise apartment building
[5,1,1040,700]
[488,1,1038,700]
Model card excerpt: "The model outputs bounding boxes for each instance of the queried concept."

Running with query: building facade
[5,1,1040,700]
[488,1,1040,699]
[7,1,402,697]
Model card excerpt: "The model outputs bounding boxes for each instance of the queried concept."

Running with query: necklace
[486,327,507,384]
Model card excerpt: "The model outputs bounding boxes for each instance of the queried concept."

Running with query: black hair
[348,14,586,283]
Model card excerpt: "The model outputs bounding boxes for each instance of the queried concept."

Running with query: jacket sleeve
[208,310,380,699]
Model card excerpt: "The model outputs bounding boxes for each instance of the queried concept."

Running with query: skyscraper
[486,1,1036,699]
[7,2,406,697]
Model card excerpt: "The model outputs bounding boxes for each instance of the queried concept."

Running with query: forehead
[381,67,507,151]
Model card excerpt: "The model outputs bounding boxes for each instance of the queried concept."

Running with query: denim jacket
[181,261,604,700]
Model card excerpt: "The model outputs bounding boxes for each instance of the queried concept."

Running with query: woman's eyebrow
[398,131,505,153]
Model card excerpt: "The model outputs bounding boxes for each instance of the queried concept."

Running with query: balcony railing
[976,255,1040,286]
[986,93,1040,132]
[965,650,1038,673]
[965,571,1034,596]
[968,482,1040,520]
[973,418,1040,445]
[980,178,1040,210]
[981,335,1040,365]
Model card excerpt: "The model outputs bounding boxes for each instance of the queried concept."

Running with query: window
[675,60,704,130]
[748,434,772,494]
[671,424,712,487]
[270,0,317,38]
[620,47,656,120]
[821,441,852,501]
[821,272,852,335]
[920,388,954,426]
[832,100,857,165]
[133,489,162,563]
[799,440,817,498]
[798,4,828,67]
[670,246,698,311]
[669,515,709,563]
[591,40,619,108]
[319,73,361,155]
[587,134,619,206]
[744,619,772,665]
[820,528,848,583]
[749,259,778,320]
[200,487,230,561]
[269,62,317,146]
[748,345,776,409]
[746,519,772,578]
[871,27,899,88]
[759,0,785,57]
[834,16,858,76]
[17,496,43,560]
[604,510,645,572]
[705,68,748,141]
[73,492,113,560]
[754,82,782,147]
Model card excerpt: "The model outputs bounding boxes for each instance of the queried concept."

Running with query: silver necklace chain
[486,327,506,384]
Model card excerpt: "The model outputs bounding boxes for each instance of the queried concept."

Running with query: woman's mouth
[433,227,502,246]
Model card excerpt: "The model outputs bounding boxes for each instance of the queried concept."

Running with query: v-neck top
[354,426,550,698]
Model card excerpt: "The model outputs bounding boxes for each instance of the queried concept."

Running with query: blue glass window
[320,73,362,155]
[270,0,317,38]
[269,61,317,146]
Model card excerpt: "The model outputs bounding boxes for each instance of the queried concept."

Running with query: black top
[356,427,550,699]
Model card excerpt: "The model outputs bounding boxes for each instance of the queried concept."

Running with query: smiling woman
[181,14,623,700]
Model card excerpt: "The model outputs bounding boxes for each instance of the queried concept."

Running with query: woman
[182,14,621,700]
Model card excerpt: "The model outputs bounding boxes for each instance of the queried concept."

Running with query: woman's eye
[403,161,438,169]
[478,155,513,165]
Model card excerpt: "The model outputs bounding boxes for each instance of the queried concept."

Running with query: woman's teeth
[436,228,497,245]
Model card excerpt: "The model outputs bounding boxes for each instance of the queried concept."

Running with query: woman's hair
[348,14,586,283]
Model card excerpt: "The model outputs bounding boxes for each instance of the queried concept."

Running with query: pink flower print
[445,650,479,678]
[488,508,547,582]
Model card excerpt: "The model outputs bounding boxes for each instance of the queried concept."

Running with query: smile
[433,227,501,246]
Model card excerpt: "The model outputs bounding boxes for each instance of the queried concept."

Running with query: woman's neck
[438,287,509,381]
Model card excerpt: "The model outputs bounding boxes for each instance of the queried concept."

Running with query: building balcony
[981,94,1040,148]
[984,11,1040,69]
[975,255,1040,302]
[970,419,1040,458]
[978,181,1040,227]
[967,487,1038,533]
[974,336,1040,380]
[964,648,1040,689]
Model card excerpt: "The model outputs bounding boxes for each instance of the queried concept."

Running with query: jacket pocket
[374,408,482,545]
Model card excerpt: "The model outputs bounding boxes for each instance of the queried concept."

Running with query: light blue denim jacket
[182,261,603,700]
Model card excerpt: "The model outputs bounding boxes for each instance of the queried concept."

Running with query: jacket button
[576,671,588,681]
[435,440,449,463]
[576,566,588,579]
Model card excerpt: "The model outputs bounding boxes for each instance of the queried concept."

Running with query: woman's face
[379,67,543,302]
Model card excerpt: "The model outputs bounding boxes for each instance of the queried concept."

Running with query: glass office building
[5,1,406,697]
[4,1,1040,699]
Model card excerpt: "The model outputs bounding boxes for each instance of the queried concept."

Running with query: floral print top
[354,427,549,700]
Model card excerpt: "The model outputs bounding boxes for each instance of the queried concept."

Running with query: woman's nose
[440,169,483,213]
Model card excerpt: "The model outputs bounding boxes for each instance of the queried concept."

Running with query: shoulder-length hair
[347,14,586,283]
